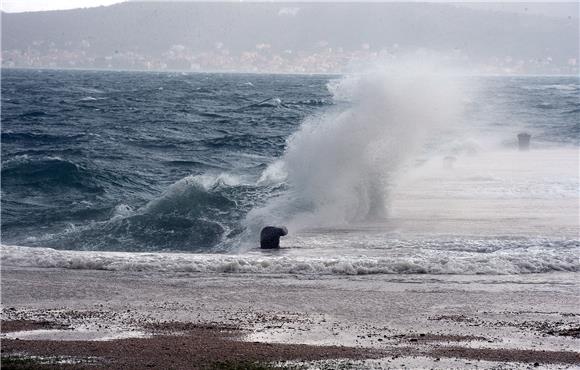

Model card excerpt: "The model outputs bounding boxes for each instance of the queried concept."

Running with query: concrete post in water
[517,132,531,151]
[260,226,288,249]
[443,155,457,169]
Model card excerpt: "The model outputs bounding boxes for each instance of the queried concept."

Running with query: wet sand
[1,266,579,369]
[1,321,382,369]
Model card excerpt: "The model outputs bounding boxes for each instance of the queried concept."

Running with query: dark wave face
[1,69,578,252]
[1,69,332,251]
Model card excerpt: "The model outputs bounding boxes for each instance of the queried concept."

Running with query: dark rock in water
[260,226,288,249]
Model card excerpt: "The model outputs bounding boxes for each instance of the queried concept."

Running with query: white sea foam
[2,240,578,276]
[191,173,245,190]
[141,173,242,215]
[111,204,135,219]
[257,160,286,185]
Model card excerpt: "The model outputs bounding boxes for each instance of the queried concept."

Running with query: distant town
[2,2,577,75]
[2,43,578,75]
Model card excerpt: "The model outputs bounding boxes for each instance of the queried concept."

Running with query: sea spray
[5,69,576,254]
[244,63,465,239]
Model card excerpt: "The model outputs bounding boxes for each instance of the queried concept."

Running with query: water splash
[245,62,465,235]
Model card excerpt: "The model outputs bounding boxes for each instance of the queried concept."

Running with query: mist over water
[1,66,578,274]
[246,64,465,231]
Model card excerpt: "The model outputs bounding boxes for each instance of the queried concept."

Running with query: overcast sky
[1,0,578,19]
[1,0,126,13]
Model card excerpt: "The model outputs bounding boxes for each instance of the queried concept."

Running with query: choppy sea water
[1,68,579,275]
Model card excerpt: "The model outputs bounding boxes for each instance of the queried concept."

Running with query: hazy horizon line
[3,65,579,78]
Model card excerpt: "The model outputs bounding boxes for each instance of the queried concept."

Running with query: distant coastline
[3,65,579,78]
[2,2,577,75]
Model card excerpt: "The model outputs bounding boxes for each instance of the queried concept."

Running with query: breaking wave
[2,238,578,275]
[2,68,578,266]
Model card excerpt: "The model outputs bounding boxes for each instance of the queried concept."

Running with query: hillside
[2,2,578,73]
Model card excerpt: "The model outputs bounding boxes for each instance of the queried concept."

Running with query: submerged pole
[517,132,531,151]
[443,155,457,169]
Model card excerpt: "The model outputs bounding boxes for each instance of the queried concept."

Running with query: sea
[1,67,579,276]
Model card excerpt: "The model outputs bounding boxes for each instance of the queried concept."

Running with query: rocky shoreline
[1,317,382,369]
[2,314,579,369]
[1,266,579,369]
